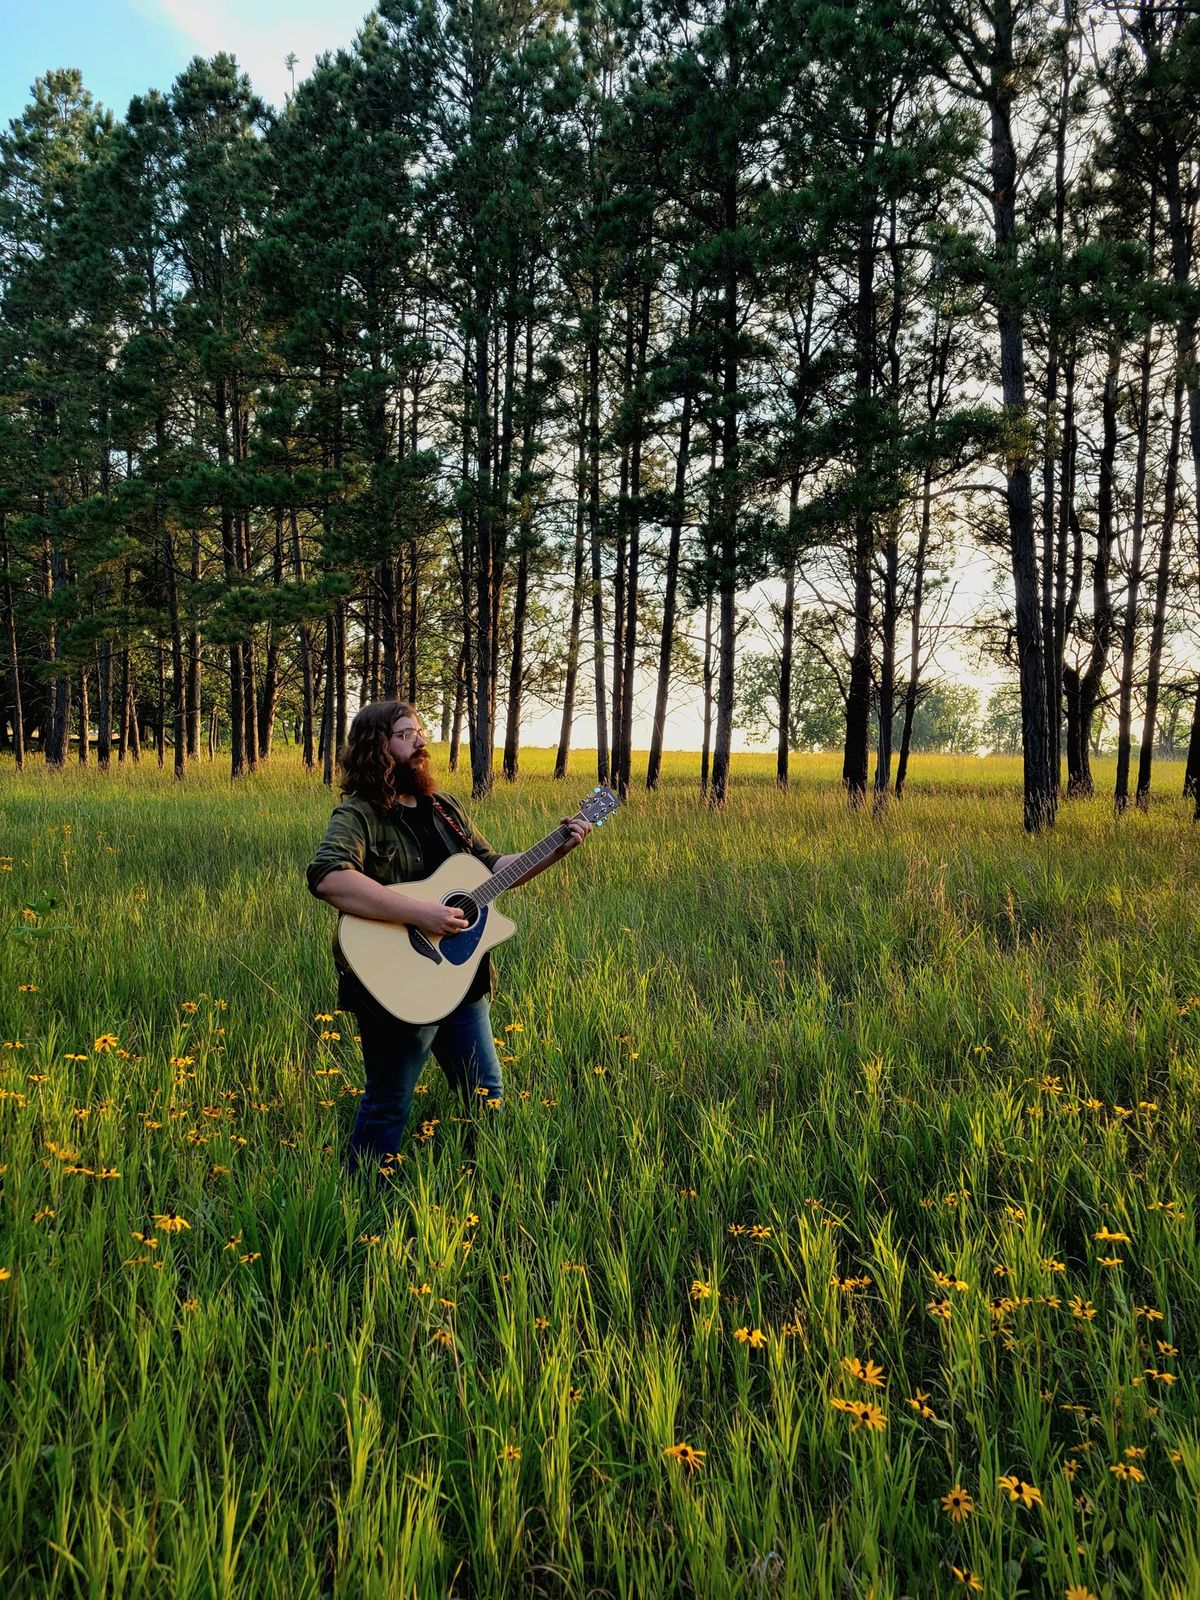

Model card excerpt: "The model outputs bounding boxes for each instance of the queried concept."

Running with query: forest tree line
[0,0,1198,825]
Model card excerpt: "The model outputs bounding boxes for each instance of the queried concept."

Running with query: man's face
[388,714,435,795]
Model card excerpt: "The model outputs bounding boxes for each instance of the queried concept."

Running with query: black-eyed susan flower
[841,1356,886,1387]
[1065,1588,1098,1600]
[733,1327,767,1349]
[846,1400,886,1432]
[690,1280,713,1301]
[498,1443,521,1462]
[663,1442,705,1472]
[934,1270,970,1292]
[941,1486,974,1522]
[927,1298,952,1320]
[998,1476,1042,1508]
[951,1567,982,1592]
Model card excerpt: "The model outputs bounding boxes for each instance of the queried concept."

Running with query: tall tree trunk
[292,510,316,770]
[587,272,610,785]
[555,386,589,781]
[503,316,539,783]
[873,519,899,808]
[710,137,740,808]
[470,311,496,798]
[126,675,140,763]
[407,544,419,702]
[648,290,699,792]
[258,511,285,761]
[842,138,878,806]
[96,634,111,770]
[611,305,634,777]
[1161,115,1199,801]
[450,643,466,773]
[186,526,202,761]
[1,519,24,769]
[502,543,530,782]
[896,461,933,797]
[334,600,348,754]
[617,268,654,796]
[1115,307,1155,812]
[156,645,166,768]
[380,559,398,697]
[1137,374,1184,806]
[215,375,246,779]
[700,588,714,796]
[991,0,1054,830]
[163,529,185,782]
[777,480,800,789]
[321,611,335,787]
[77,665,89,766]
[1063,341,1119,796]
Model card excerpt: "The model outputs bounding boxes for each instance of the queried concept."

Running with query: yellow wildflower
[941,1486,974,1523]
[663,1441,705,1472]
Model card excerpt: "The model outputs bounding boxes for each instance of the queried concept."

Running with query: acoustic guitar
[337,786,621,1023]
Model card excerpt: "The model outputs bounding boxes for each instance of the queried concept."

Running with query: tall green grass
[1,749,1197,1599]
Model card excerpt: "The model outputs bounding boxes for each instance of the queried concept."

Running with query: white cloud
[131,0,371,104]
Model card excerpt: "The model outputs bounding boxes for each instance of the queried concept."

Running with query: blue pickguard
[439,907,488,966]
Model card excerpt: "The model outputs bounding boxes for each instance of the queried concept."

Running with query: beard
[392,749,438,798]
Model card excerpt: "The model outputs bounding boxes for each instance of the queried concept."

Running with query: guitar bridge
[408,929,443,965]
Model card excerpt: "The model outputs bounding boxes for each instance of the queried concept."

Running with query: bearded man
[306,700,590,1175]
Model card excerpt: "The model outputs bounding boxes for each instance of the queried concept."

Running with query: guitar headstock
[578,785,621,827]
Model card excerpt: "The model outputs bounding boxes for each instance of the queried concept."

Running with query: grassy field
[1,748,1198,1599]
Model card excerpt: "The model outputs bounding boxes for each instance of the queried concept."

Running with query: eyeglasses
[391,726,426,743]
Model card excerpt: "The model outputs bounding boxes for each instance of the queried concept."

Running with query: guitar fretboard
[474,820,578,906]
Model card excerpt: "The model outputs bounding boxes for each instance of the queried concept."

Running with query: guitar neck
[474,821,576,906]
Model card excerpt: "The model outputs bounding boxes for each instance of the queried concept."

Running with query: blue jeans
[337,966,504,1174]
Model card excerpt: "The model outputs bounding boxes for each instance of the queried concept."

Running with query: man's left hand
[557,816,592,856]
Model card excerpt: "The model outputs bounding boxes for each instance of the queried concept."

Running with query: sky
[1,0,371,126]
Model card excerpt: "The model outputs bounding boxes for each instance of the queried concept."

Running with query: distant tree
[900,682,981,752]
[981,682,1023,754]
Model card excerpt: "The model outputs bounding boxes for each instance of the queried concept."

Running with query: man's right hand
[407,900,469,937]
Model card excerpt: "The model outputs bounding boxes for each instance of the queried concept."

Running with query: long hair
[338,700,420,809]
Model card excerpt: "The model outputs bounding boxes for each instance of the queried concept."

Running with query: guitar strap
[431,796,476,854]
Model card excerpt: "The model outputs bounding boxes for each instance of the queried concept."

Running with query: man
[306,700,591,1175]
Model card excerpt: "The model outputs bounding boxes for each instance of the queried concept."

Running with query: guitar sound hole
[443,893,480,929]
